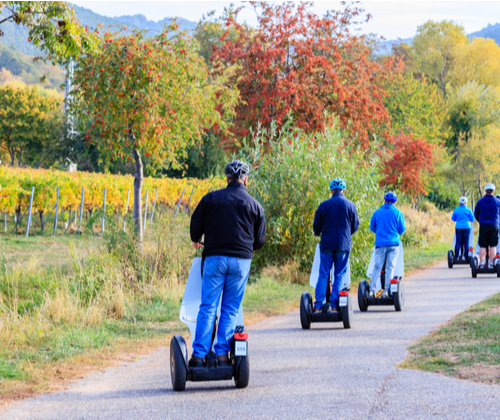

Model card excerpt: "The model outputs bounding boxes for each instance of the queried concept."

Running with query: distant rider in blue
[368,192,406,298]
[189,160,266,368]
[313,178,359,311]
[451,196,475,262]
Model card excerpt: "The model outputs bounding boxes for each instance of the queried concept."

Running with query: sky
[71,1,500,40]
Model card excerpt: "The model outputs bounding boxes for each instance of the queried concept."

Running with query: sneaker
[188,356,205,368]
[381,291,389,298]
[329,307,339,312]
[368,291,375,298]
[479,264,485,270]
[490,263,495,270]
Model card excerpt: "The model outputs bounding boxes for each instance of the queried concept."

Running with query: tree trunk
[17,150,22,167]
[39,211,44,233]
[133,148,143,248]
[9,149,15,166]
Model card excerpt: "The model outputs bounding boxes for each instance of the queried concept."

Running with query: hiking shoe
[368,291,375,298]
[217,355,231,367]
[188,356,205,368]
[381,291,389,298]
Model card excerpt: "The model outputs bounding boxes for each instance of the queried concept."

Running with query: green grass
[404,241,450,275]
[400,292,500,384]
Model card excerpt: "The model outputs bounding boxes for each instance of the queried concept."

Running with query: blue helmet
[384,191,397,203]
[330,178,346,191]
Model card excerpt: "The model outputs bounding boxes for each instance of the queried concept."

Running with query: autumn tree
[70,26,238,245]
[380,134,435,206]
[412,20,468,97]
[0,1,100,71]
[212,1,391,148]
[447,81,500,148]
[0,84,62,166]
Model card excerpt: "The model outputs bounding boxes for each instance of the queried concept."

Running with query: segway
[170,257,249,391]
[470,234,500,277]
[300,244,353,329]
[357,243,405,312]
[448,229,474,268]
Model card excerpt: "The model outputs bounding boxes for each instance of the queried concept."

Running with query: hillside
[469,22,500,44]
[0,4,197,57]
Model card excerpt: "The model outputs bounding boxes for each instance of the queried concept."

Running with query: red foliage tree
[380,134,435,201]
[213,1,391,148]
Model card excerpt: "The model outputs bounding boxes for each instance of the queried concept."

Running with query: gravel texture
[2,260,500,419]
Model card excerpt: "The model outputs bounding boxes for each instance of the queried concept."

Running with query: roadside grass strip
[400,292,500,384]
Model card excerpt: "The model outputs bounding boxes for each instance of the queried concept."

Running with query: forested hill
[0,4,197,56]
[470,23,500,44]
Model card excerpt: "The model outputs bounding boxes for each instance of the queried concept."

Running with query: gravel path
[3,260,500,419]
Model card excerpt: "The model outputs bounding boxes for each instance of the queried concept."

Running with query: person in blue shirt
[369,192,406,298]
[474,183,500,269]
[451,196,475,261]
[312,178,359,312]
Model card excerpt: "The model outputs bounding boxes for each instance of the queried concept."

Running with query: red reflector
[469,248,474,251]
[496,255,500,258]
[339,291,349,296]
[390,279,398,284]
[234,333,248,341]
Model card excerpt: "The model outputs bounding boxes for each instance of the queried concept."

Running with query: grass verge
[399,292,500,385]
[404,242,450,276]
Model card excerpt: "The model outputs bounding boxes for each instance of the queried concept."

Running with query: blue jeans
[314,250,349,309]
[192,256,251,359]
[455,228,470,258]
[370,246,399,292]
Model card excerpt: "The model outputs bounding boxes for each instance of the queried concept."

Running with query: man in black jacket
[313,178,359,311]
[189,160,266,367]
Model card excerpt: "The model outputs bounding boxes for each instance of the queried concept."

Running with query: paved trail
[3,261,500,419]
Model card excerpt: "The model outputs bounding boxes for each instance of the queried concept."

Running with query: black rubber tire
[342,295,353,329]
[496,263,500,278]
[357,280,368,312]
[471,256,478,278]
[300,292,312,329]
[448,250,454,269]
[394,282,404,312]
[234,355,250,389]
[170,336,187,391]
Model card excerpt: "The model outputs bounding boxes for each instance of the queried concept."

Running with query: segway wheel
[394,282,405,312]
[357,280,368,312]
[170,336,187,391]
[447,250,454,269]
[300,292,312,330]
[471,256,478,278]
[496,264,500,278]
[342,295,353,329]
[234,355,250,389]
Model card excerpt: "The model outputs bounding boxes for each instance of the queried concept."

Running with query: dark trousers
[455,228,470,258]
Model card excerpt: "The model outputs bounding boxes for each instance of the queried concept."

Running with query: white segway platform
[358,243,405,312]
[170,257,249,391]
[300,244,353,330]
[448,230,474,268]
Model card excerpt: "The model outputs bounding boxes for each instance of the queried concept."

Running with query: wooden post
[143,189,149,231]
[4,211,6,232]
[123,188,130,232]
[174,188,185,220]
[26,186,35,237]
[101,188,107,232]
[150,188,158,224]
[78,187,84,234]
[52,187,59,235]
[185,186,195,215]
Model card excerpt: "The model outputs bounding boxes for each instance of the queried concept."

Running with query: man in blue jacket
[189,160,266,367]
[474,183,500,269]
[313,178,359,311]
[451,196,475,261]
[369,192,406,298]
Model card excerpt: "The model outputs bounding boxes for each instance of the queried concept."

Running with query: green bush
[239,122,382,279]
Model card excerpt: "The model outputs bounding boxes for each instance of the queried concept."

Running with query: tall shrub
[239,122,381,279]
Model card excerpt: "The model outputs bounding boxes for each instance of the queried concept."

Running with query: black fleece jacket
[190,182,266,260]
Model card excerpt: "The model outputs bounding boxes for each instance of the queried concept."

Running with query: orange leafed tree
[380,134,435,202]
[213,1,391,148]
